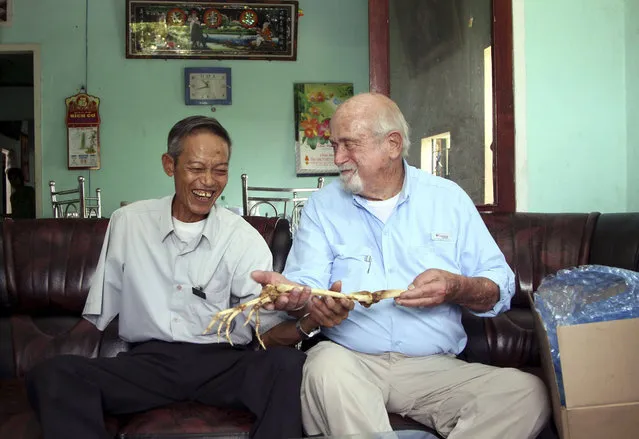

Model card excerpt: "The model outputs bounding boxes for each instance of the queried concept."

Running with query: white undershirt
[173,217,206,244]
[361,193,400,223]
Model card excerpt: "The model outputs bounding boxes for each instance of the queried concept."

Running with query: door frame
[368,0,515,213]
[0,44,42,216]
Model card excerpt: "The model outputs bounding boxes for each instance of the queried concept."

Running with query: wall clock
[184,67,232,106]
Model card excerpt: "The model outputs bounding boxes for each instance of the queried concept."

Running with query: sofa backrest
[480,212,600,308]
[589,212,639,271]
[2,212,637,377]
[0,219,109,379]
[0,219,108,316]
[0,216,290,379]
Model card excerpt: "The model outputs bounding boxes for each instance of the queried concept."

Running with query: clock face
[189,73,227,100]
[184,67,232,105]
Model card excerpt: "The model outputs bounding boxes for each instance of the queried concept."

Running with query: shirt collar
[159,194,218,246]
[397,159,412,203]
[351,159,412,207]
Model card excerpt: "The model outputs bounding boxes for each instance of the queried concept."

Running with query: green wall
[523,0,628,213]
[3,0,637,215]
[627,0,639,211]
[0,0,369,216]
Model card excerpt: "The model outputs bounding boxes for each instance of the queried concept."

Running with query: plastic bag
[533,265,639,405]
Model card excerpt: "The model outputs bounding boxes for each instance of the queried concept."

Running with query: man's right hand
[251,270,312,314]
[250,271,353,325]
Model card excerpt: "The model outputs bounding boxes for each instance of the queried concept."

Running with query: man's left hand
[395,268,461,308]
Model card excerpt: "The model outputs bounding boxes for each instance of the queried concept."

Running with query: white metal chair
[49,176,102,218]
[241,173,324,235]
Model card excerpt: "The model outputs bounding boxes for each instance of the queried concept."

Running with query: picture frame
[126,1,299,61]
[0,0,12,27]
[65,93,101,170]
[294,83,354,176]
[184,66,232,106]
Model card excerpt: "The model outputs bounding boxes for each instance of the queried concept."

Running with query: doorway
[0,44,41,217]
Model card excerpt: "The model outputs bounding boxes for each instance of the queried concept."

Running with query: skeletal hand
[203,281,404,349]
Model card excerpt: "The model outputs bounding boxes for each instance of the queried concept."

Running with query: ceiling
[0,53,34,87]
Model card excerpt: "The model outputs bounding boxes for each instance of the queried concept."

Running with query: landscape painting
[126,1,298,60]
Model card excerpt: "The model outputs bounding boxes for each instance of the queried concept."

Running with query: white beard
[339,168,364,194]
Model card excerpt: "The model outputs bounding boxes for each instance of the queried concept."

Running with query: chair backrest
[49,176,102,218]
[241,173,324,234]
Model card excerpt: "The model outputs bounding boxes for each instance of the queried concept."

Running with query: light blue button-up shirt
[83,195,285,345]
[283,163,515,356]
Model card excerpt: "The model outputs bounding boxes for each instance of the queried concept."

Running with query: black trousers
[25,341,306,439]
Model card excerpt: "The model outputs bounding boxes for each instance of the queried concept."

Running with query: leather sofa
[1,212,638,438]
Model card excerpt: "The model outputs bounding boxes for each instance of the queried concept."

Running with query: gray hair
[370,96,411,157]
[167,116,232,162]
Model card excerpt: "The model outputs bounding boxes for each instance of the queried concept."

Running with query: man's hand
[251,270,311,313]
[305,280,353,328]
[395,268,499,312]
[251,271,353,325]
[395,268,462,308]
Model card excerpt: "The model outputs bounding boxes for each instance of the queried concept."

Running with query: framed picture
[0,0,12,26]
[65,93,101,170]
[294,83,354,176]
[126,1,299,60]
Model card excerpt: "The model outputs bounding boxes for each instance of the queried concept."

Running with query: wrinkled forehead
[181,133,230,162]
[330,108,372,139]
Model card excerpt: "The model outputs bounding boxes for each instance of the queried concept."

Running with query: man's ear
[162,153,175,177]
[386,131,403,159]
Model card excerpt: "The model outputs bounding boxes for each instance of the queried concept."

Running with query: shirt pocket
[187,284,232,334]
[330,245,373,288]
[409,239,458,273]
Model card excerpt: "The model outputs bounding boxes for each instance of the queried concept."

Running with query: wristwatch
[296,313,321,340]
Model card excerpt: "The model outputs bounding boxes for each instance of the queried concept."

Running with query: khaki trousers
[302,341,550,439]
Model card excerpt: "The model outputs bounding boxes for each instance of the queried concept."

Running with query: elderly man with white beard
[252,93,550,439]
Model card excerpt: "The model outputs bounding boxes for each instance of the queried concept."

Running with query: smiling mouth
[340,169,356,178]
[192,189,213,200]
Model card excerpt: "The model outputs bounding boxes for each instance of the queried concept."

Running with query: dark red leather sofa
[1,212,638,438]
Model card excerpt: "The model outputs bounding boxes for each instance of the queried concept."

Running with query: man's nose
[333,145,347,165]
[201,170,215,186]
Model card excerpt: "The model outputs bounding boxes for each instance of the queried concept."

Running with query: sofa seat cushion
[388,413,441,438]
[0,378,119,439]
[0,412,43,439]
[118,402,254,438]
[0,379,30,427]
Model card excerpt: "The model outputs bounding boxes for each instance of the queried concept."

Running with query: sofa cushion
[117,402,254,438]
[0,379,29,426]
[0,378,119,439]
[10,315,102,377]
[388,413,441,437]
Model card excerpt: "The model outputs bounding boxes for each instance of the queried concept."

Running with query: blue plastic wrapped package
[533,265,639,405]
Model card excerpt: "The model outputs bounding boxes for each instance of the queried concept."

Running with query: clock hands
[193,80,210,90]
